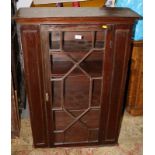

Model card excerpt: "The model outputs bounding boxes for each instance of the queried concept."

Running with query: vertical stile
[89,78,93,108]
[92,31,96,48]
[60,31,63,50]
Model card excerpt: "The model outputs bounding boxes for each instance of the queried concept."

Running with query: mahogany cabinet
[15,7,140,147]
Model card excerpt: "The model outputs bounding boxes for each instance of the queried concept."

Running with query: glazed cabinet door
[40,24,112,147]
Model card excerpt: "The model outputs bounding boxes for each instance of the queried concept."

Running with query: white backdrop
[16,0,33,9]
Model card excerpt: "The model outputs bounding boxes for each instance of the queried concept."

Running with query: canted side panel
[98,25,115,144]
[126,42,143,115]
[102,25,132,143]
[21,25,48,147]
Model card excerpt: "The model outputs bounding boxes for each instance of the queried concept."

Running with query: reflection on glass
[95,31,105,48]
[65,71,89,110]
[79,51,103,77]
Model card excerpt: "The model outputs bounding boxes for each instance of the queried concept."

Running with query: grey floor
[21,100,29,119]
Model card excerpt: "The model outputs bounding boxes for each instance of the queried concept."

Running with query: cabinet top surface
[15,7,141,24]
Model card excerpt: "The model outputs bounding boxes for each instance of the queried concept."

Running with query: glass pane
[89,129,99,142]
[64,71,90,110]
[53,110,74,130]
[95,31,105,48]
[81,109,100,128]
[50,54,74,77]
[79,51,103,77]
[68,109,85,118]
[92,79,102,107]
[54,132,64,143]
[49,31,60,49]
[64,121,88,142]
[51,81,61,108]
[63,31,92,52]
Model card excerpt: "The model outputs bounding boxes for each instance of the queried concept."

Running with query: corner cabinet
[15,7,140,147]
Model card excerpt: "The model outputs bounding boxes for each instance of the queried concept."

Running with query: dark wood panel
[99,24,115,144]
[103,25,132,143]
[21,25,49,147]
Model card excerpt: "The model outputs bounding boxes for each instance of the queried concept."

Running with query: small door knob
[102,25,108,29]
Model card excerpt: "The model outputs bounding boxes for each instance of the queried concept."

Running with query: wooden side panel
[126,41,143,116]
[101,25,132,144]
[99,25,115,144]
[20,25,48,147]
